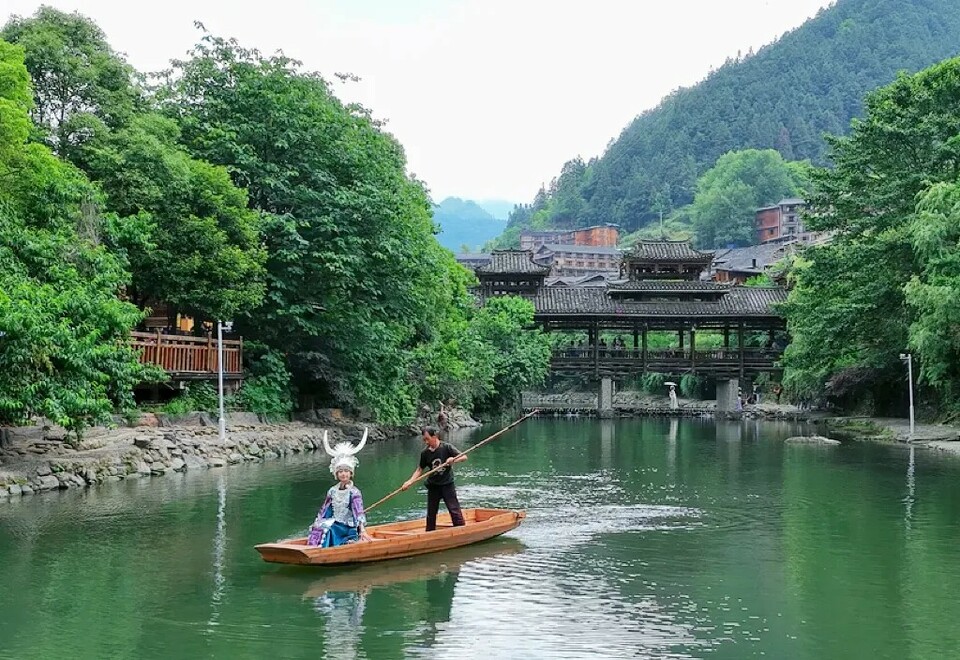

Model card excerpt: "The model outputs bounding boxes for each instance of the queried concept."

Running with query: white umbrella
[664,381,677,386]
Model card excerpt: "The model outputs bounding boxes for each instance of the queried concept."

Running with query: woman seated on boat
[308,430,373,547]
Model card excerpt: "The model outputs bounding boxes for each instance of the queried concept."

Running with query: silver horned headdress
[323,428,368,475]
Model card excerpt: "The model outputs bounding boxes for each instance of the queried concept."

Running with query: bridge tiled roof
[607,280,730,292]
[527,285,787,318]
[476,250,551,274]
[624,240,713,262]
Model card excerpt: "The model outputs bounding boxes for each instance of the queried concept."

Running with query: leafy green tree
[0,210,153,433]
[159,32,473,422]
[0,40,153,434]
[408,264,488,409]
[904,180,960,402]
[61,112,267,320]
[4,11,267,322]
[784,56,960,408]
[691,149,810,248]
[1,7,140,147]
[233,345,294,418]
[467,296,552,411]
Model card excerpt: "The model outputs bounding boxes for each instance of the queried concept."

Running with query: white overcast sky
[5,0,834,203]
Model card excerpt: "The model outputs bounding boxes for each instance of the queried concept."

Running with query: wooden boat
[260,538,525,596]
[255,508,525,566]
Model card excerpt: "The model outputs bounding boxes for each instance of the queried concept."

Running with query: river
[1,418,959,659]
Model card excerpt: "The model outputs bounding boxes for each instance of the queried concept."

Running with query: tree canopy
[155,31,550,421]
[783,56,960,411]
[691,149,810,248]
[0,40,152,432]
[0,10,554,427]
[2,9,267,322]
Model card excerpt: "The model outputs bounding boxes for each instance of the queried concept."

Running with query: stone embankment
[0,412,383,501]
[521,391,813,420]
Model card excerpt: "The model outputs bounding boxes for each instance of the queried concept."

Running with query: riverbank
[813,416,960,455]
[0,406,480,501]
[0,414,362,500]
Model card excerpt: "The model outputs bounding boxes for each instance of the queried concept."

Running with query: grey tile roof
[476,250,551,274]
[608,281,732,292]
[712,242,793,274]
[521,285,787,318]
[455,253,491,263]
[538,244,622,256]
[624,240,713,262]
[546,273,623,287]
[521,230,568,238]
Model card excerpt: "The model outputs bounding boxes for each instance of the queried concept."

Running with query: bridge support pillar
[716,378,739,412]
[599,377,614,418]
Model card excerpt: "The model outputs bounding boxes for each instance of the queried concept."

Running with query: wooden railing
[131,331,243,377]
[550,346,782,376]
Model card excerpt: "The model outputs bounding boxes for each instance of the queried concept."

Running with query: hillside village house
[533,244,621,276]
[755,198,832,245]
[519,225,620,250]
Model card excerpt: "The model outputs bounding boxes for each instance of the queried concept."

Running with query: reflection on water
[3,418,960,658]
[904,444,916,533]
[206,474,228,633]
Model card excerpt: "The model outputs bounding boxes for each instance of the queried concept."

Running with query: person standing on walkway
[401,426,467,531]
[437,401,451,437]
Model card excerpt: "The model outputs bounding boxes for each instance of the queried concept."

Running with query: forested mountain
[500,0,960,240]
[433,197,506,252]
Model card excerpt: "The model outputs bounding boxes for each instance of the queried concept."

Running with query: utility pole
[900,352,915,440]
[218,321,233,443]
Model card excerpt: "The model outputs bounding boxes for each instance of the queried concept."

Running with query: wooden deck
[131,331,242,380]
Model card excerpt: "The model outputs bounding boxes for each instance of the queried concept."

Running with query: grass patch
[822,418,896,442]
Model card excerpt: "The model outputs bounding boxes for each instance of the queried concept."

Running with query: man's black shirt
[419,442,461,487]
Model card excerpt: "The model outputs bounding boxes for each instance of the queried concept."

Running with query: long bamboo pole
[364,409,540,514]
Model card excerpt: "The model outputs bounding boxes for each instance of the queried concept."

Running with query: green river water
[2,418,960,659]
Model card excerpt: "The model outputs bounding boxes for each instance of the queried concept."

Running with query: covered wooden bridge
[474,241,789,412]
[536,281,786,379]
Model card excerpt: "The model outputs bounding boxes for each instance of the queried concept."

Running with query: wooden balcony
[131,331,243,380]
[550,346,782,378]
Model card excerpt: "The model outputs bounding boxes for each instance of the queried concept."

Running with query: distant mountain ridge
[433,197,507,252]
[475,199,515,221]
[499,0,960,239]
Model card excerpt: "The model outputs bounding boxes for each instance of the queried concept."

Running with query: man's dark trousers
[425,483,465,531]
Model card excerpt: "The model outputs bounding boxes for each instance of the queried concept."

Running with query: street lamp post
[899,352,915,441]
[218,321,233,443]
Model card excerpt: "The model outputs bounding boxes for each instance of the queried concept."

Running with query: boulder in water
[785,435,841,446]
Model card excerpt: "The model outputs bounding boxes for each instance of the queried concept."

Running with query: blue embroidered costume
[306,428,370,548]
[307,484,367,547]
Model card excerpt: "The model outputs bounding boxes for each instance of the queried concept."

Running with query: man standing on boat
[401,426,467,531]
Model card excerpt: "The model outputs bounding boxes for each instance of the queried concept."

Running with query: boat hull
[255,508,525,566]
